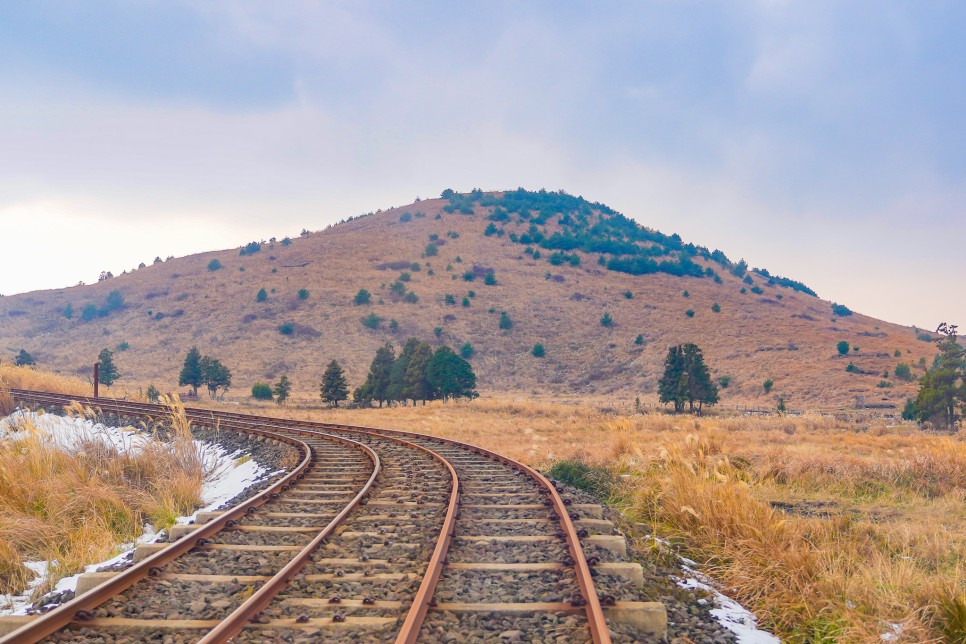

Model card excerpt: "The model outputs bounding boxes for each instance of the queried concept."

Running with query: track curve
[3,389,612,643]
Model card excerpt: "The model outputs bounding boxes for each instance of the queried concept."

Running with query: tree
[658,344,719,413]
[460,342,474,359]
[297,288,310,300]
[428,346,478,401]
[201,357,231,398]
[404,341,435,405]
[911,323,965,428]
[179,347,204,396]
[532,343,545,357]
[252,383,274,400]
[356,343,396,407]
[894,363,913,381]
[600,312,613,327]
[763,379,774,393]
[499,312,513,330]
[97,348,120,386]
[320,360,349,407]
[207,259,222,271]
[146,385,161,402]
[256,288,268,302]
[484,271,497,286]
[354,289,372,305]
[63,303,73,319]
[15,349,35,367]
[273,375,292,405]
[837,340,850,355]
[387,338,419,403]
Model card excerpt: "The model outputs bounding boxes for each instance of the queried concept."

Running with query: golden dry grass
[0,196,937,409]
[0,394,207,601]
[219,397,965,643]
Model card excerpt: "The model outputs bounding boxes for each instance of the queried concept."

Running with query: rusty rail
[6,390,609,643]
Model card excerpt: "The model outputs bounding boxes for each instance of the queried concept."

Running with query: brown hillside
[0,191,936,409]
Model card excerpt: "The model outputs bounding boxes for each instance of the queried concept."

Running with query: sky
[0,1,963,329]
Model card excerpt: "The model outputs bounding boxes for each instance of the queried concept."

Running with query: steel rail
[0,392,360,644]
[6,390,462,644]
[196,429,380,643]
[7,390,609,643]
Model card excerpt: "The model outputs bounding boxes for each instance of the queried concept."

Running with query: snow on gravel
[0,409,273,615]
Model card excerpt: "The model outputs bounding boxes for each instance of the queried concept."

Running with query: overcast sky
[1,1,963,329]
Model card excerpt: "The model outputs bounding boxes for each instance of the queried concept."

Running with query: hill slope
[0,190,935,408]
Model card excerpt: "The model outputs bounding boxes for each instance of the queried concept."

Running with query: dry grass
[0,196,936,409]
[218,397,965,643]
[0,395,207,601]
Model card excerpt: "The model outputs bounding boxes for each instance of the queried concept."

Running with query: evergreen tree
[273,375,292,405]
[911,323,965,428]
[320,360,349,407]
[357,343,396,407]
[388,338,420,404]
[97,348,120,386]
[15,349,35,367]
[201,357,232,398]
[428,346,478,401]
[179,347,204,396]
[404,341,435,405]
[658,343,718,413]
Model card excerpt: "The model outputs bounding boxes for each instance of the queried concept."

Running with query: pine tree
[357,343,396,407]
[97,348,120,386]
[911,323,965,428]
[15,349,35,367]
[179,347,203,396]
[658,343,718,413]
[388,338,420,404]
[320,360,349,407]
[273,375,292,405]
[404,341,435,405]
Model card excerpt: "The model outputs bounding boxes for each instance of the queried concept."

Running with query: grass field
[222,396,966,643]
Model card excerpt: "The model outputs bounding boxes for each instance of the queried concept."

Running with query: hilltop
[0,189,936,409]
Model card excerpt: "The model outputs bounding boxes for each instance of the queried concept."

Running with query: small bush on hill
[600,312,613,327]
[297,288,310,300]
[354,289,371,305]
[460,343,474,359]
[251,383,273,400]
[278,323,294,335]
[532,343,545,357]
[256,288,268,302]
[362,313,383,329]
[207,259,222,271]
[686,309,695,318]
[837,340,850,355]
[499,312,513,330]
[832,303,853,316]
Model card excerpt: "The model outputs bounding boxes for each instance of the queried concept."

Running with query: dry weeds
[218,397,964,643]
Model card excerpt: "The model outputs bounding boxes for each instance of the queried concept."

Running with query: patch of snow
[644,534,780,643]
[880,622,902,641]
[0,410,276,615]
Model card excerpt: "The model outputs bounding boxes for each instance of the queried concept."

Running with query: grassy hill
[0,189,936,409]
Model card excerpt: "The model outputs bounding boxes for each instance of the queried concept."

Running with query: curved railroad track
[0,389,641,643]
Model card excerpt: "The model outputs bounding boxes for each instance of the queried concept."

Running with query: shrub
[434,327,443,337]
[444,294,456,305]
[362,313,383,329]
[207,259,222,271]
[740,287,747,294]
[845,362,859,373]
[281,237,292,246]
[837,340,850,355]
[484,271,497,285]
[685,309,695,318]
[718,375,731,388]
[499,312,513,330]
[404,291,419,303]
[455,256,463,263]
[399,212,412,222]
[460,342,474,359]
[81,303,98,321]
[145,384,160,402]
[600,312,613,327]
[894,349,902,358]
[117,341,129,352]
[462,297,470,307]
[894,363,913,381]
[354,289,372,305]
[63,304,73,319]
[425,243,439,257]
[468,290,476,298]
[462,271,475,282]
[832,303,853,316]
[256,288,268,302]
[711,303,721,313]
[532,343,545,357]
[399,272,411,282]
[239,241,261,256]
[484,222,498,236]
[251,383,273,400]
[763,379,774,393]
[14,350,35,367]
[877,380,893,388]
[634,334,644,345]
[278,323,294,335]
[297,288,310,300]
[751,286,764,295]
[447,231,459,239]
[682,290,690,298]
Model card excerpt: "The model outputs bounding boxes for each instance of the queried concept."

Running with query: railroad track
[1,389,663,643]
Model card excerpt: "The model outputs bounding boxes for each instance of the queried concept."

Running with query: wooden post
[93,363,99,398]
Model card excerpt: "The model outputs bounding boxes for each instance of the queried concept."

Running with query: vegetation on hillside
[354,338,477,406]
